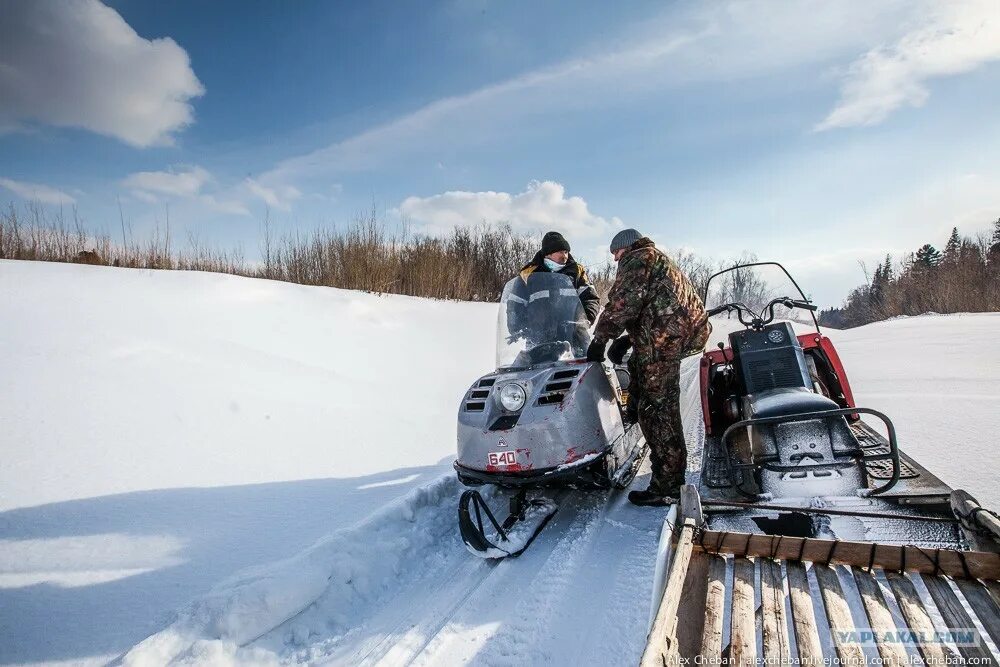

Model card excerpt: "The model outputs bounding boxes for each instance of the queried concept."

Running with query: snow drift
[122,475,459,666]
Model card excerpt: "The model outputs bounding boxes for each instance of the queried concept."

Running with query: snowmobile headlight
[498,383,527,412]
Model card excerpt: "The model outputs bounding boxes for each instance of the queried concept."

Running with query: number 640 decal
[488,451,517,466]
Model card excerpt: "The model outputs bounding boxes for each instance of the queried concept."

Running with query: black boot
[627,489,677,506]
[628,474,683,507]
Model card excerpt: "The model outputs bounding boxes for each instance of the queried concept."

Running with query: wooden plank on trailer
[701,554,727,660]
[641,519,696,667]
[760,559,791,661]
[885,572,953,663]
[814,564,865,665]
[675,551,710,660]
[727,557,756,666]
[786,562,824,664]
[853,568,908,665]
[955,578,1000,650]
[694,530,1000,580]
[922,574,992,661]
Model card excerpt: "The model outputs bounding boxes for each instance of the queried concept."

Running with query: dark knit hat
[610,228,641,252]
[540,231,571,255]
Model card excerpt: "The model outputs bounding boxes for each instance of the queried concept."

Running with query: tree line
[818,219,1000,329]
[0,202,625,302]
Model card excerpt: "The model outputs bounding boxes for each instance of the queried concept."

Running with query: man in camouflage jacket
[586,229,710,505]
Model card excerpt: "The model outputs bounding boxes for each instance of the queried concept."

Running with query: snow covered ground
[1,260,998,666]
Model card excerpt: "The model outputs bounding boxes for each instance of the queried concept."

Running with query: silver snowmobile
[455,271,646,558]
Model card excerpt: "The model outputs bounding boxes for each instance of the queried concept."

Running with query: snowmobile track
[305,489,577,666]
[246,489,659,666]
[226,481,663,666]
[406,487,659,667]
[339,557,501,666]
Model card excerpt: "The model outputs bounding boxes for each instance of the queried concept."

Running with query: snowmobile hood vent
[465,379,496,411]
[537,369,580,406]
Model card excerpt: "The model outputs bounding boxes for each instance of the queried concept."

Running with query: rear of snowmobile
[640,263,1000,664]
[454,271,646,558]
[694,261,997,550]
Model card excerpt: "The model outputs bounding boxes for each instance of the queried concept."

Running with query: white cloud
[122,166,249,216]
[0,177,76,205]
[244,178,302,211]
[131,190,160,204]
[197,194,250,217]
[816,0,1000,130]
[0,0,204,147]
[123,166,211,198]
[399,181,623,240]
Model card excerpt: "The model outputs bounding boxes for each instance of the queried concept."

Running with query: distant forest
[819,219,1000,329]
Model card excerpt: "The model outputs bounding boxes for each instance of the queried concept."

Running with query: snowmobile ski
[458,489,558,559]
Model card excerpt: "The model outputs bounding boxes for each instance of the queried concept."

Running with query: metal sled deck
[641,487,1000,666]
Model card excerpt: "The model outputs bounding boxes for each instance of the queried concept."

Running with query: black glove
[607,335,632,365]
[586,339,607,363]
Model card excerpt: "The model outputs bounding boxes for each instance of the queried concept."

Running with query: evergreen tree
[914,244,943,269]
[882,254,894,282]
[870,261,886,308]
[990,217,1000,263]
[944,227,961,263]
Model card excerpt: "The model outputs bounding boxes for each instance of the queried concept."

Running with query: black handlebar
[706,304,731,317]
[782,298,817,312]
[707,297,816,330]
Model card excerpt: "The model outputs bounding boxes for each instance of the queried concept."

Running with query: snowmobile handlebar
[707,297,816,330]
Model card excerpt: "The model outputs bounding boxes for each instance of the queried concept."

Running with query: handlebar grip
[706,305,728,317]
[796,301,818,311]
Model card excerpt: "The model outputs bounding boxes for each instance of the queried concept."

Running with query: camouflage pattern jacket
[593,237,708,358]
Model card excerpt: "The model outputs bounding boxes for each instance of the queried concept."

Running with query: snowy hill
[1,260,998,666]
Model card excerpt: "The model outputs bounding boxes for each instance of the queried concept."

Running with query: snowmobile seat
[745,387,840,420]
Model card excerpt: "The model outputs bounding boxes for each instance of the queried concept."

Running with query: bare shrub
[76,250,101,264]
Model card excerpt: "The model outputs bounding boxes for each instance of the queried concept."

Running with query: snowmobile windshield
[703,261,820,332]
[496,272,592,369]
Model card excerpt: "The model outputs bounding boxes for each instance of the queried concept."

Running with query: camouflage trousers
[629,324,711,494]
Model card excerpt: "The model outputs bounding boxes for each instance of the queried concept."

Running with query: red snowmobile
[695,261,988,549]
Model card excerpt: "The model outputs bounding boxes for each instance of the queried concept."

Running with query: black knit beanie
[540,231,571,255]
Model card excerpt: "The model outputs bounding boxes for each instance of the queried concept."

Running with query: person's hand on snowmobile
[505,325,529,344]
[586,338,607,363]
[607,335,632,365]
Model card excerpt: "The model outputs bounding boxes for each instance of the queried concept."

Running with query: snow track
[252,487,665,666]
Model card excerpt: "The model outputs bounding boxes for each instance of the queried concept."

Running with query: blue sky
[2,0,1000,306]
